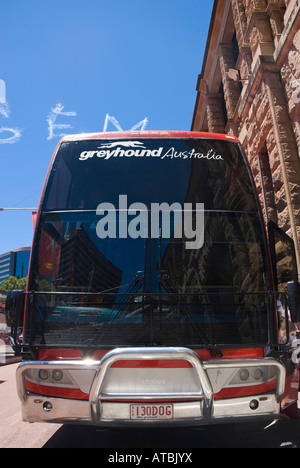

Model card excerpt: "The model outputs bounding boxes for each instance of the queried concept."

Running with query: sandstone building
[191,0,300,273]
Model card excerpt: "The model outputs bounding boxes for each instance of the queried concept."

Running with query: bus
[6,130,300,426]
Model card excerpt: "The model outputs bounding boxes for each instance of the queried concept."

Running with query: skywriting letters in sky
[0,83,149,144]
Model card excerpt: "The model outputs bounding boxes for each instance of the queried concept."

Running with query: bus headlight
[227,366,276,387]
[52,369,64,382]
[253,368,264,381]
[238,369,250,381]
[25,368,75,387]
[38,369,50,381]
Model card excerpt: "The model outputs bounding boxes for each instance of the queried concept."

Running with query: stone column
[206,94,226,134]
[248,12,275,59]
[267,2,285,47]
[265,71,300,273]
[219,43,242,121]
[258,147,278,225]
[245,0,268,18]
[231,0,248,46]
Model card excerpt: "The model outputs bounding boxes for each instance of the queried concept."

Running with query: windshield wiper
[206,339,223,358]
[178,303,223,358]
[80,271,145,358]
[96,272,144,295]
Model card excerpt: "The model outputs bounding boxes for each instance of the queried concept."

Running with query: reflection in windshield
[26,139,271,349]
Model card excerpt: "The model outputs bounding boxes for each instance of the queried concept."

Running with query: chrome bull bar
[89,347,214,422]
[16,347,286,426]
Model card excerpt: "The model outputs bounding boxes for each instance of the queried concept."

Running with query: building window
[232,31,240,66]
[219,81,229,127]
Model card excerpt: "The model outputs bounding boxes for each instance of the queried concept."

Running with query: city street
[1,362,300,449]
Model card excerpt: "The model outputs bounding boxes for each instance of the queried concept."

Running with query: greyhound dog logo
[98,141,146,149]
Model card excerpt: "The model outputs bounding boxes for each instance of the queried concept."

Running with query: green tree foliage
[1,275,27,291]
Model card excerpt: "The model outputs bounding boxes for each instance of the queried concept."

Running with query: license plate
[130,404,173,420]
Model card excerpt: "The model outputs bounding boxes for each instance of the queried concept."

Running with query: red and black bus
[7,131,300,426]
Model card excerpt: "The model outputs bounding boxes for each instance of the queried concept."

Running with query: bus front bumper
[20,392,282,426]
[16,347,286,426]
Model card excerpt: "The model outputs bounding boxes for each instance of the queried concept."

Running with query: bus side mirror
[288,282,300,323]
[5,290,25,328]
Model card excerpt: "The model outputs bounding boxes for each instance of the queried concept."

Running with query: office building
[0,247,31,285]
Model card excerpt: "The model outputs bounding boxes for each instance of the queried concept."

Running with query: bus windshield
[27,138,271,349]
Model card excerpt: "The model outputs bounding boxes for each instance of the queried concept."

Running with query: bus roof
[60,131,240,143]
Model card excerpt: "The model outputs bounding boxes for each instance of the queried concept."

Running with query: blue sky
[0,0,214,256]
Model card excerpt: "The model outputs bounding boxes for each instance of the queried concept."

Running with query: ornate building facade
[191,0,300,272]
